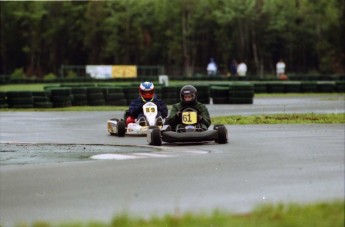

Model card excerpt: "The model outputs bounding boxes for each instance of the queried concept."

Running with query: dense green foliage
[16,201,345,227]
[1,0,344,78]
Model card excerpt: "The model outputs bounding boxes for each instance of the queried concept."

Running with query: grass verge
[19,201,344,227]
[212,113,345,124]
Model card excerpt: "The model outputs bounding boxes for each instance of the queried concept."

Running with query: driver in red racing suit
[126,81,168,126]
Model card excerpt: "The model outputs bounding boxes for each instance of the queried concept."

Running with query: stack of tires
[195,85,210,104]
[124,86,139,105]
[317,82,334,92]
[335,81,345,92]
[266,82,285,93]
[6,91,34,108]
[284,82,301,93]
[253,82,268,93]
[87,87,105,106]
[210,84,254,104]
[71,87,88,106]
[155,86,163,101]
[0,92,8,108]
[301,81,318,92]
[210,86,229,104]
[228,84,254,104]
[104,87,127,106]
[49,88,72,108]
[32,91,53,108]
[162,86,180,105]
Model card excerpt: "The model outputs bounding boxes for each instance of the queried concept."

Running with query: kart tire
[215,125,228,144]
[117,121,126,137]
[150,128,162,146]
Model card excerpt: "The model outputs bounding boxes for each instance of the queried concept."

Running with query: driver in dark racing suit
[126,81,168,126]
[167,85,211,131]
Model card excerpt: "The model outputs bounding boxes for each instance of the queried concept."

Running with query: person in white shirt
[276,59,286,78]
[207,58,217,77]
[237,61,247,77]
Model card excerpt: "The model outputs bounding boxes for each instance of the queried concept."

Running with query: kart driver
[167,85,211,131]
[126,81,168,126]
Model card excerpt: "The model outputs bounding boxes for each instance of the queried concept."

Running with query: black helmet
[180,85,197,105]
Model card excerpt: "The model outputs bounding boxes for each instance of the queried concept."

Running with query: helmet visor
[141,90,154,99]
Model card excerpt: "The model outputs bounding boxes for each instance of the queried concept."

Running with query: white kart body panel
[107,119,118,134]
[107,102,162,136]
[143,102,158,126]
[126,123,149,135]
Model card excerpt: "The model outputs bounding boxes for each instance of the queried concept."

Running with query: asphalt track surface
[0,94,344,226]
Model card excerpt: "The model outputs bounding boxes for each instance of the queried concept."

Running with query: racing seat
[138,117,148,126]
[155,116,164,127]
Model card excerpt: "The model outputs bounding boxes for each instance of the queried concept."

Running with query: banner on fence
[112,65,137,78]
[86,65,137,79]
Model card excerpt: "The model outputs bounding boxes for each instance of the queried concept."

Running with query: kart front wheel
[215,125,228,144]
[150,128,162,146]
[117,121,126,137]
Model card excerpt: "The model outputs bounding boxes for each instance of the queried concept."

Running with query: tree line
[1,0,344,78]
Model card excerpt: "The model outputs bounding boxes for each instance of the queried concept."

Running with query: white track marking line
[90,154,143,160]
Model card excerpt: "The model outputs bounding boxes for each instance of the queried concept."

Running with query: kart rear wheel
[150,128,162,146]
[117,121,126,137]
[215,125,228,144]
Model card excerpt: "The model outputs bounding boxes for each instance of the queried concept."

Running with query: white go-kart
[107,102,164,137]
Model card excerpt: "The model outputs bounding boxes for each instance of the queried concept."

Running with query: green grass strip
[22,201,344,227]
[212,113,345,124]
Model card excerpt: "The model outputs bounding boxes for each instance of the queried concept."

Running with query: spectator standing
[276,59,286,78]
[207,58,217,77]
[237,60,247,77]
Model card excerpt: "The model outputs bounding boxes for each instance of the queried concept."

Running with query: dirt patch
[0,143,159,165]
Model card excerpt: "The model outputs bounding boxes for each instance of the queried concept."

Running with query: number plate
[182,111,197,124]
[144,107,157,114]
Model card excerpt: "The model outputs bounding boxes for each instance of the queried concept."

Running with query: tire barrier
[1,81,343,109]
[0,91,8,108]
[162,86,180,105]
[210,86,229,104]
[71,87,88,106]
[87,87,105,106]
[301,82,319,93]
[228,84,254,104]
[252,81,343,93]
[124,86,139,105]
[33,91,53,108]
[104,87,127,106]
[253,83,267,93]
[195,85,210,104]
[210,84,254,104]
[6,91,34,108]
[49,88,72,108]
[335,81,345,92]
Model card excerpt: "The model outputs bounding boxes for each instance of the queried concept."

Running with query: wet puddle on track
[0,143,209,165]
[0,143,160,165]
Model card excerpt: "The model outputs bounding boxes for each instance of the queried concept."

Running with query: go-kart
[147,108,228,146]
[107,102,164,137]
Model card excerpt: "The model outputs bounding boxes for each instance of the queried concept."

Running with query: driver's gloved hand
[176,112,182,118]
[197,115,203,122]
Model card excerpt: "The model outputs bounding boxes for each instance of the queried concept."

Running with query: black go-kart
[147,108,228,146]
